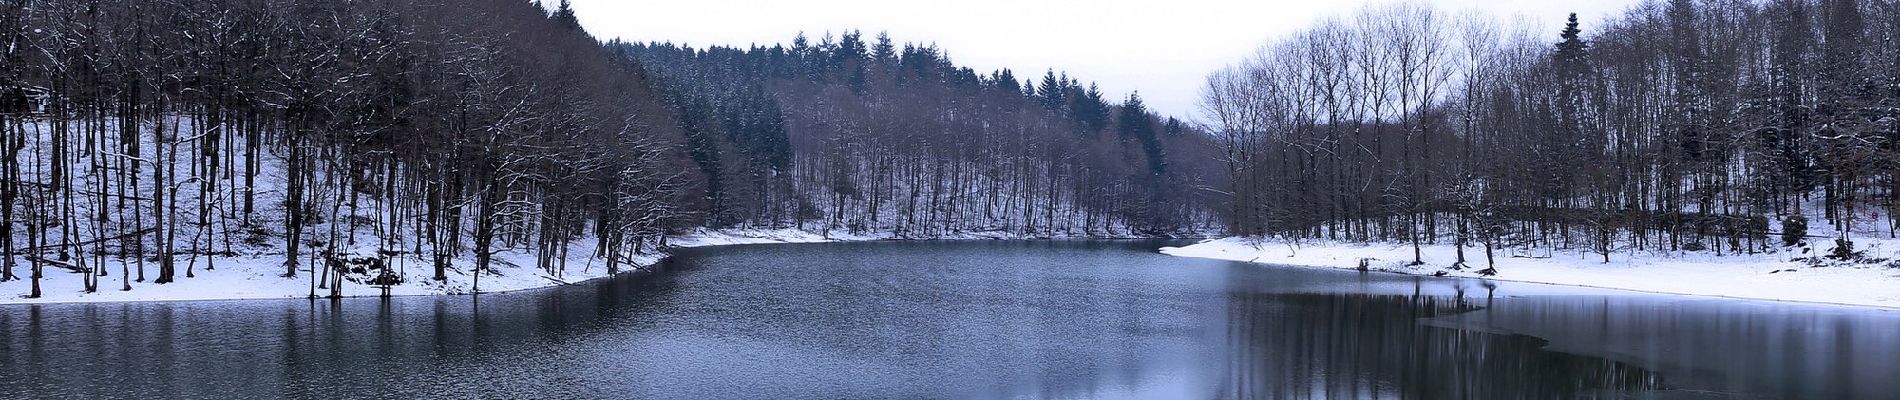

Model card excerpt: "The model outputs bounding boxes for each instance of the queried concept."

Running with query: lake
[2,240,1897,399]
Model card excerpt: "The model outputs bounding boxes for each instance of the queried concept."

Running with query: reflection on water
[1222,293,1660,399]
[0,240,1896,399]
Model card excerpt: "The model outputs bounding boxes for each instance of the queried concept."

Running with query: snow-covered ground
[1162,236,1900,309]
[668,227,1181,247]
[0,227,1190,305]
[0,115,1212,305]
[666,228,877,248]
[0,228,849,305]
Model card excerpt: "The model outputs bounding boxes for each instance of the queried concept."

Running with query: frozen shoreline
[1161,237,1900,310]
[0,228,850,306]
[0,228,1189,305]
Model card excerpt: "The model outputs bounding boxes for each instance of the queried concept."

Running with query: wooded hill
[617,32,1223,237]
[0,0,1220,298]
[1204,0,1900,270]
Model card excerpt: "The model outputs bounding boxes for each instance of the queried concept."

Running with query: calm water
[3,240,1898,399]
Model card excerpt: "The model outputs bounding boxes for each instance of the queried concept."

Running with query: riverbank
[0,228,1189,305]
[1162,237,1900,309]
[0,228,827,305]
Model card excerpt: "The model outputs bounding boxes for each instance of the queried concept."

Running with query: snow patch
[1162,237,1900,309]
[0,229,836,305]
[0,228,1183,305]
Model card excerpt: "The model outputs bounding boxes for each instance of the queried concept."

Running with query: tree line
[0,0,1223,298]
[1203,0,1900,272]
[0,0,707,298]
[619,30,1224,238]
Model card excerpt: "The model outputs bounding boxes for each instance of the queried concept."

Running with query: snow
[667,228,870,248]
[0,116,888,305]
[668,227,1187,247]
[0,113,1212,305]
[1161,236,1900,309]
[0,226,1190,305]
[0,229,843,305]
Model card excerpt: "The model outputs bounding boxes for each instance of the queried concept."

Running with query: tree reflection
[1222,293,1663,399]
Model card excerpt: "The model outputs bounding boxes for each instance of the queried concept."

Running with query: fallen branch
[25,255,88,274]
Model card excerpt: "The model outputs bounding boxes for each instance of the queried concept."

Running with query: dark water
[2,241,1898,399]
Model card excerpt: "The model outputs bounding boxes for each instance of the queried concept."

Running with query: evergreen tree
[551,0,580,30]
[1119,92,1165,174]
[990,69,1021,94]
[1037,70,1065,111]
[1069,83,1110,133]
[1554,13,1589,80]
[872,31,896,66]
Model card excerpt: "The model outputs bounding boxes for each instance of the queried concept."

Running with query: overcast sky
[568,0,1645,121]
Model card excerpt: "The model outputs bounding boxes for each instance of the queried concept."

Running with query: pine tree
[1070,83,1110,133]
[991,69,1019,94]
[1037,70,1065,111]
[1541,13,1594,205]
[1119,92,1165,174]
[551,0,580,30]
[872,31,896,65]
[1554,14,1589,80]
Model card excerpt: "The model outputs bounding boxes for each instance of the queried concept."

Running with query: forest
[0,0,1219,298]
[1202,0,1900,272]
[617,31,1224,237]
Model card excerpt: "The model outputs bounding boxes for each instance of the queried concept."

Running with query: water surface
[2,240,1896,399]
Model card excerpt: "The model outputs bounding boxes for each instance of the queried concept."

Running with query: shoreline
[0,229,1202,306]
[1162,237,1900,311]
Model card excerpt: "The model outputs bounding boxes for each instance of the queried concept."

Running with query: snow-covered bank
[0,229,826,305]
[1162,237,1900,309]
[0,228,1187,305]
[668,227,1191,247]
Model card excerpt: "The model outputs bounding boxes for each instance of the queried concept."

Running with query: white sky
[568,0,1645,120]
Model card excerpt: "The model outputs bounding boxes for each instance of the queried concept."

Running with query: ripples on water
[1,240,1896,399]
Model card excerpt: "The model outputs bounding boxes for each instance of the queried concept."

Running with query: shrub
[1827,239,1859,261]
[1681,241,1707,252]
[1781,215,1807,247]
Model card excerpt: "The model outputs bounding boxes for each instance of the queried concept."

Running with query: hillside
[1186,0,1900,305]
[617,34,1225,236]
[0,1,1216,301]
